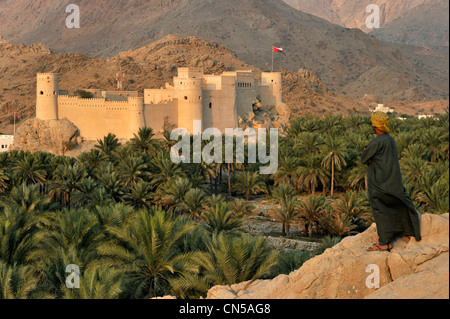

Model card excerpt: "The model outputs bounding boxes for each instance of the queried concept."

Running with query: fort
[35,67,285,140]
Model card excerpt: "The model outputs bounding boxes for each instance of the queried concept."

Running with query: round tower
[128,97,146,138]
[174,75,203,134]
[36,73,59,120]
[261,72,283,106]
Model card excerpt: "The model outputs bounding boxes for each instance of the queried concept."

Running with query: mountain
[283,0,449,47]
[370,0,449,48]
[0,35,370,135]
[0,0,448,102]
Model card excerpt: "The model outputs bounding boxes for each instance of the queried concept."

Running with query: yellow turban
[371,112,390,132]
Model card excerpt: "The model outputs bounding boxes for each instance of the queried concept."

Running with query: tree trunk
[227,164,232,197]
[331,161,335,197]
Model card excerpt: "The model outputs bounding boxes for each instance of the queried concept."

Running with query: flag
[14,112,17,118]
[273,46,284,53]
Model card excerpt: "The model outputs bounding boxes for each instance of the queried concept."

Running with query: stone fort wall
[35,68,284,141]
[58,96,133,140]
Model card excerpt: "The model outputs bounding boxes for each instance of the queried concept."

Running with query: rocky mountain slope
[0,35,368,136]
[370,0,449,48]
[284,0,449,47]
[0,0,447,102]
[206,213,449,299]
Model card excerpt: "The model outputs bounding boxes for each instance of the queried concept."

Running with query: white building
[372,104,395,114]
[0,135,14,152]
[418,114,435,120]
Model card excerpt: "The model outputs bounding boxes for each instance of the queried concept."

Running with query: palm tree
[0,168,9,193]
[0,261,45,299]
[72,177,97,208]
[1,184,53,214]
[230,198,254,217]
[201,202,245,235]
[331,192,372,229]
[173,233,278,298]
[298,195,326,239]
[297,155,329,195]
[293,132,323,156]
[269,184,300,237]
[221,137,245,197]
[95,133,120,156]
[422,127,446,162]
[346,162,368,192]
[150,151,185,190]
[344,115,366,132]
[319,209,358,238]
[416,172,449,214]
[321,136,347,197]
[123,181,154,210]
[178,188,207,220]
[0,206,42,265]
[400,156,430,185]
[12,153,46,187]
[272,155,301,188]
[94,163,124,202]
[27,209,103,298]
[130,127,160,156]
[155,177,192,213]
[401,143,428,160]
[317,236,342,254]
[116,155,149,188]
[394,131,419,157]
[62,266,122,299]
[78,148,107,170]
[268,250,312,278]
[233,171,266,201]
[321,115,343,134]
[96,208,196,298]
[50,163,87,208]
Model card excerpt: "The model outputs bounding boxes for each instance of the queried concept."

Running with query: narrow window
[209,102,212,109]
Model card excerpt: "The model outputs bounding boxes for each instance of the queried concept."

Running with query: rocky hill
[0,35,369,136]
[283,0,444,36]
[0,0,448,102]
[206,213,449,299]
[370,0,449,48]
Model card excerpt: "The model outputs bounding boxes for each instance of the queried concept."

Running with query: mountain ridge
[0,35,371,135]
[0,0,447,102]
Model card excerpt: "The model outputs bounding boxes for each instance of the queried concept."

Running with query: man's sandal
[367,243,392,252]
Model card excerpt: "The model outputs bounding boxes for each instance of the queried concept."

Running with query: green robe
[361,133,422,245]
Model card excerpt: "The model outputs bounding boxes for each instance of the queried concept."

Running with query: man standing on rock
[361,112,422,252]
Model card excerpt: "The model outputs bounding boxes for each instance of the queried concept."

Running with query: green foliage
[75,90,94,99]
[0,112,447,299]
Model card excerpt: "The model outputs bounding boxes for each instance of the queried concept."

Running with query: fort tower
[261,72,283,106]
[128,97,146,138]
[175,68,203,134]
[36,73,59,120]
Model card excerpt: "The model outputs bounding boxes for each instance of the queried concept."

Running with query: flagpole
[272,49,274,72]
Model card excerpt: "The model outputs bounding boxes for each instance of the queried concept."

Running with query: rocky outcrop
[207,213,449,299]
[13,118,80,155]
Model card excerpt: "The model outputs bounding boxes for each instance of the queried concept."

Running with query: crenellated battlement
[35,67,284,139]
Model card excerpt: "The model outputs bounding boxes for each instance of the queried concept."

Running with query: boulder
[206,213,449,299]
[13,118,80,155]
